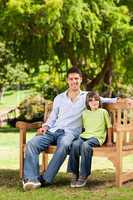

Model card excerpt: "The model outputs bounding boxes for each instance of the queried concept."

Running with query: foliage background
[0,0,133,101]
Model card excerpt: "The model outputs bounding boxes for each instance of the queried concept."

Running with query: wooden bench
[16,99,133,187]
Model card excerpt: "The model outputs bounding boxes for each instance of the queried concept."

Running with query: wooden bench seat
[16,99,133,187]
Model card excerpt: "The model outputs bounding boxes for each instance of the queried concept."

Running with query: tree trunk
[102,65,113,97]
[83,54,113,94]
[0,86,5,101]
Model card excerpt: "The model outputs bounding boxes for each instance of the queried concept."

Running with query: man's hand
[36,126,48,136]
[116,97,126,103]
[106,141,113,147]
[117,97,133,106]
[127,98,133,106]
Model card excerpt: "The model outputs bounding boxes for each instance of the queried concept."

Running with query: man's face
[67,73,82,91]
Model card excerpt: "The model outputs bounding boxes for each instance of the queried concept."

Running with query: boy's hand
[106,142,113,147]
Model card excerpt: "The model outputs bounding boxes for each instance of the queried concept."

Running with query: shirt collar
[63,90,86,103]
[63,90,85,96]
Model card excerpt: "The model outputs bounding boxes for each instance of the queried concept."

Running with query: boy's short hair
[67,66,82,77]
[86,91,102,110]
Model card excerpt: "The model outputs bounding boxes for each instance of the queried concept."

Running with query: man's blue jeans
[24,129,76,183]
[67,137,100,177]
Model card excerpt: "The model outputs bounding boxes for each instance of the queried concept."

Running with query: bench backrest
[105,100,133,146]
[44,99,133,147]
[44,101,53,121]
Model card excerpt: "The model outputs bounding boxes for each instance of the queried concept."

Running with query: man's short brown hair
[67,66,82,77]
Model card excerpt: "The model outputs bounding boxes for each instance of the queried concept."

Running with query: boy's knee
[82,142,92,152]
[62,141,70,148]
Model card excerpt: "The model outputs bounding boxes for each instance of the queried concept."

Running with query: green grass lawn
[0,129,133,200]
[0,90,133,199]
[0,89,34,110]
[0,129,34,169]
[0,169,133,200]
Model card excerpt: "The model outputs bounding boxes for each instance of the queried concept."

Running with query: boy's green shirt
[80,108,112,145]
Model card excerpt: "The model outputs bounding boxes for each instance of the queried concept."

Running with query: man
[22,67,117,191]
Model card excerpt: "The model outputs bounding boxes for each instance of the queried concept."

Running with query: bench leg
[19,128,26,179]
[41,152,48,173]
[115,159,122,187]
[115,132,123,187]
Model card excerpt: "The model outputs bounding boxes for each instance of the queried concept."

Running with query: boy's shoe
[76,176,88,188]
[22,179,41,191]
[70,173,78,188]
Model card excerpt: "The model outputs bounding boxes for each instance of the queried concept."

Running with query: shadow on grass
[87,169,115,189]
[0,169,20,189]
[4,91,14,96]
[0,127,35,133]
[53,169,115,190]
[0,169,115,190]
[0,127,18,133]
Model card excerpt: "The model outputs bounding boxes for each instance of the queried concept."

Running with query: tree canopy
[0,0,133,98]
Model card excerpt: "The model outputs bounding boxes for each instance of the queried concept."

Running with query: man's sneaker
[38,175,47,187]
[70,173,78,188]
[76,176,88,188]
[22,179,41,191]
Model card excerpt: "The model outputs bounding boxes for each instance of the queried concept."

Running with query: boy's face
[67,73,82,91]
[88,97,99,110]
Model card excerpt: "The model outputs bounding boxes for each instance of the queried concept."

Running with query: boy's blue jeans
[67,137,100,177]
[24,129,76,183]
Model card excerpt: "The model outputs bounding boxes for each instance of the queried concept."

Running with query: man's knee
[26,137,40,153]
[72,140,80,149]
[58,141,71,152]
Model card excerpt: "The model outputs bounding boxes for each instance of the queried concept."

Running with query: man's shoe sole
[70,184,77,188]
[23,182,41,191]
